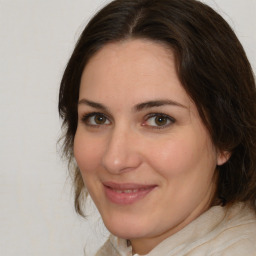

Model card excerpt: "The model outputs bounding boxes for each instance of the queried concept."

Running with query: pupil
[156,116,167,126]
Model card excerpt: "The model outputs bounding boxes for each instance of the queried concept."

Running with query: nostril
[102,150,142,174]
[101,129,142,174]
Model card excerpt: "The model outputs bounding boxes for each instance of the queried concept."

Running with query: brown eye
[82,113,111,126]
[154,116,168,126]
[94,114,107,124]
[144,114,175,128]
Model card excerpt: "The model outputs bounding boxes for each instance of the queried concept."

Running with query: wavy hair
[59,0,256,216]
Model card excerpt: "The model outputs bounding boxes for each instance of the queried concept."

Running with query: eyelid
[79,111,175,129]
[80,112,111,126]
[142,113,176,129]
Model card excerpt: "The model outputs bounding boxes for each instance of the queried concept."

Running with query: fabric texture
[96,203,256,255]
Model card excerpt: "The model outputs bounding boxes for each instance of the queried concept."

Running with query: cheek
[146,137,195,175]
[73,133,103,175]
[146,134,216,180]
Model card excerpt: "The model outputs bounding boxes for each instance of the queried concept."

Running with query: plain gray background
[1,0,255,255]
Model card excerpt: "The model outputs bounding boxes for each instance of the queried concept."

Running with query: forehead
[79,39,192,109]
[82,39,174,80]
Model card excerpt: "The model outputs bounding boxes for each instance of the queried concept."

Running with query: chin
[103,217,150,239]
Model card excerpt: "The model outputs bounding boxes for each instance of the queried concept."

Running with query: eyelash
[81,112,111,127]
[143,113,175,129]
[80,112,175,129]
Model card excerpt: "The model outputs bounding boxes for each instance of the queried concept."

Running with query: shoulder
[194,202,256,255]
[149,202,256,255]
[215,238,256,255]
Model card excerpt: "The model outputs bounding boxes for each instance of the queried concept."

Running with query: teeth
[125,189,138,193]
[114,189,139,193]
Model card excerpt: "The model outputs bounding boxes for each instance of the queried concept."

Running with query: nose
[101,126,142,174]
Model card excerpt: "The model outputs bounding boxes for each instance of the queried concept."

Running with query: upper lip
[103,181,157,190]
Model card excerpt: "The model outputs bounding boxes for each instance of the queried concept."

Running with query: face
[74,39,227,254]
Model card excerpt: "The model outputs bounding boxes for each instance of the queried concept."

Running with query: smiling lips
[103,182,157,205]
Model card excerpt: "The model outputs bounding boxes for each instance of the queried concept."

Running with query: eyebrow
[78,98,187,112]
[134,100,187,111]
[78,99,108,111]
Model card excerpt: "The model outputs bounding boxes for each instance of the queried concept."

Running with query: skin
[74,39,228,255]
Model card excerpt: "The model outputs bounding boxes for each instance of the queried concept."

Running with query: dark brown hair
[59,0,256,215]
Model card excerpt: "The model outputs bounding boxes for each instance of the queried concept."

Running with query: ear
[217,151,231,166]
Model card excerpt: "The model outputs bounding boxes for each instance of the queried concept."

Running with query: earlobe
[217,151,231,166]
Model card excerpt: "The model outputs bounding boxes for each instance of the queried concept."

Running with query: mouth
[103,182,157,205]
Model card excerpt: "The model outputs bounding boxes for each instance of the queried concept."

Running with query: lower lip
[104,185,156,205]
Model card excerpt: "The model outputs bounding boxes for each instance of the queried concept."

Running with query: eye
[81,112,111,126]
[143,113,175,128]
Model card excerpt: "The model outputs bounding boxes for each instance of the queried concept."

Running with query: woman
[59,0,256,255]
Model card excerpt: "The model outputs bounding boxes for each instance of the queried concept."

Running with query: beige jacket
[96,203,256,255]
